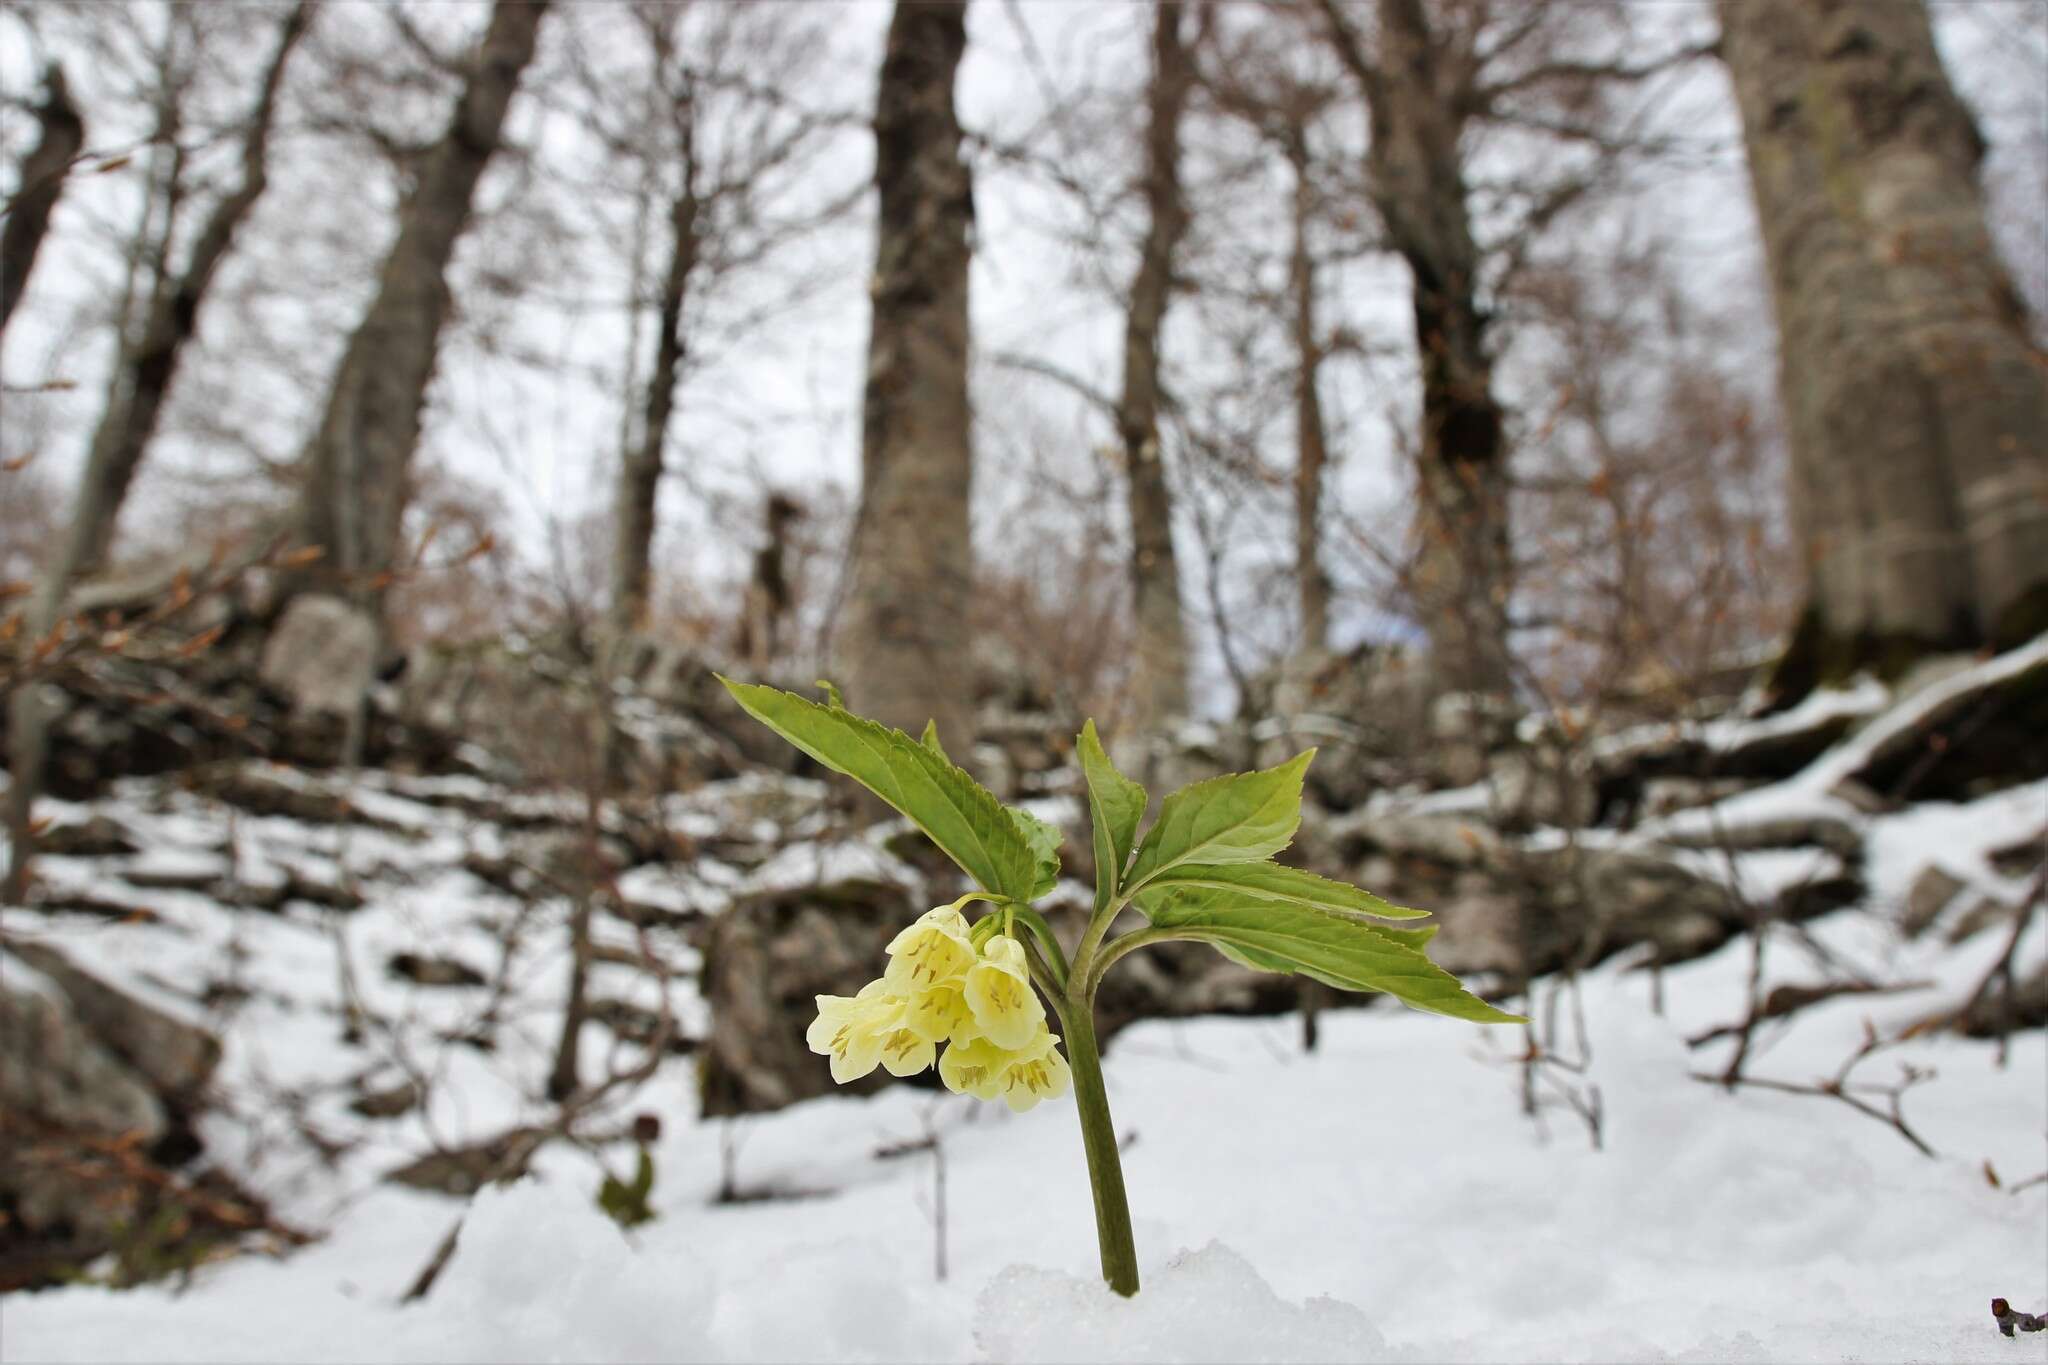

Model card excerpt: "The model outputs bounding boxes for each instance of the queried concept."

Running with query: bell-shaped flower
[937,1034,1011,1102]
[806,980,906,1084]
[903,981,977,1046]
[964,935,1045,1049]
[938,1027,1072,1113]
[877,1021,937,1077]
[994,1030,1072,1113]
[883,906,976,991]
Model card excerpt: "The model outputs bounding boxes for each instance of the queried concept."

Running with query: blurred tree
[0,64,85,339]
[586,2,854,641]
[1119,1,1200,728]
[6,2,311,902]
[285,0,549,616]
[1720,0,2048,695]
[837,0,975,743]
[1312,0,1706,701]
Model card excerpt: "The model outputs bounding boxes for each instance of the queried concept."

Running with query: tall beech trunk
[5,11,308,904]
[837,0,974,744]
[1320,0,1513,699]
[1286,131,1332,651]
[1721,0,2048,690]
[288,0,549,611]
[1120,1,1196,728]
[0,65,85,339]
[609,100,700,639]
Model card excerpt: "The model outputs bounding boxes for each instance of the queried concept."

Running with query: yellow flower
[903,981,977,1045]
[877,1020,936,1077]
[994,1030,1072,1113]
[937,1034,1011,1102]
[939,1028,1071,1112]
[964,935,1044,1049]
[883,906,976,991]
[806,980,905,1084]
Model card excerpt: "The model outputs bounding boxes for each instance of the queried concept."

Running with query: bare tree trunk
[1721,0,2048,691]
[0,65,85,339]
[1286,132,1332,652]
[60,5,310,585]
[1121,0,1196,728]
[1320,0,1513,699]
[836,0,974,743]
[288,0,549,612]
[609,163,699,638]
[5,10,308,904]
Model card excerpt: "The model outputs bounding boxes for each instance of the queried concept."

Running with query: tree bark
[288,0,549,613]
[608,93,700,640]
[0,65,85,340]
[5,11,308,904]
[1120,0,1196,728]
[1286,132,1332,651]
[1721,0,2048,687]
[1320,0,1514,699]
[836,0,974,744]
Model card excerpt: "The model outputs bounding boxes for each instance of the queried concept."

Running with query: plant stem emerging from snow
[1061,997,1139,1296]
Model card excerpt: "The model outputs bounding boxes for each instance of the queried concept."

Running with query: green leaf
[718,677,1039,901]
[1122,750,1313,897]
[1007,804,1063,899]
[1077,719,1146,913]
[1144,861,1429,923]
[920,718,948,760]
[1147,888,1520,1024]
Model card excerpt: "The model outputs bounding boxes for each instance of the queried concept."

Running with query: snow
[5,658,2046,1362]
[6,889,2043,1362]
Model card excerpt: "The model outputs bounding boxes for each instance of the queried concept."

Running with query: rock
[259,594,378,719]
[1946,895,2020,944]
[0,946,246,1288]
[1484,747,1594,830]
[697,872,925,1117]
[1958,962,2048,1037]
[387,953,487,988]
[1987,830,2045,881]
[385,1127,547,1195]
[587,997,694,1053]
[1654,812,1863,862]
[1901,865,1967,937]
[1641,777,1759,819]
[5,941,220,1099]
[35,814,140,858]
[349,1080,423,1119]
[1313,808,1502,869]
[1842,644,2048,801]
[0,976,165,1143]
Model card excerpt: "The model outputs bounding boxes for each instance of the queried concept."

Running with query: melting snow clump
[974,1243,1389,1364]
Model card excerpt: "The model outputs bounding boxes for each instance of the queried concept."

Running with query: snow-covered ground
[6,890,2044,1360]
[4,659,2046,1362]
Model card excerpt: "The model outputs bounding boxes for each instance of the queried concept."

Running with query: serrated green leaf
[1144,861,1429,923]
[1147,888,1520,1024]
[719,677,1039,901]
[1077,719,1146,914]
[920,718,948,760]
[1122,750,1313,898]
[1006,804,1063,898]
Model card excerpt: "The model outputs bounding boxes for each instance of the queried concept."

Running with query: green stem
[1009,903,1071,990]
[1061,999,1139,1296]
[1083,926,1201,999]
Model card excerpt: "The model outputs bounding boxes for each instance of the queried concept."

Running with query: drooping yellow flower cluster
[806,905,1071,1112]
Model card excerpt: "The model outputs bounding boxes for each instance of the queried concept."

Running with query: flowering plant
[721,678,1520,1296]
